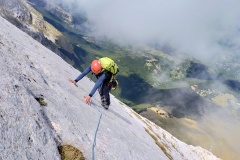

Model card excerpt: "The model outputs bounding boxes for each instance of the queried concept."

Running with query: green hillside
[28,1,240,109]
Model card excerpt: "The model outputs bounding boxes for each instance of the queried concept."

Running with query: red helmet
[91,60,102,74]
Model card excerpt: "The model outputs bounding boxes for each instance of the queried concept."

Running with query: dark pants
[98,71,112,109]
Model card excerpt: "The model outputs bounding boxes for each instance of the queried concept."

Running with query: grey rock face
[0,0,32,23]
[0,16,220,160]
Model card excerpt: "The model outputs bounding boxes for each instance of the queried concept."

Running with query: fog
[142,81,240,160]
[47,1,240,159]
[52,0,240,62]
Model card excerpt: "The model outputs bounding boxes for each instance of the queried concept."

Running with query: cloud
[48,1,240,158]
[52,0,240,61]
[201,108,240,159]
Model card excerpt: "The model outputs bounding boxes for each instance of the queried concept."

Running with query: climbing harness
[110,79,118,90]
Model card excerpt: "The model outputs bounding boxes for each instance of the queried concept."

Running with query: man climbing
[69,57,119,109]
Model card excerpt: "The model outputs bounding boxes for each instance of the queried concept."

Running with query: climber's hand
[84,96,91,105]
[68,78,78,87]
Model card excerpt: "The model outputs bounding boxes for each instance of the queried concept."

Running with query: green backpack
[99,57,119,75]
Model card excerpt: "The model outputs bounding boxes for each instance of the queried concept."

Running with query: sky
[52,0,240,62]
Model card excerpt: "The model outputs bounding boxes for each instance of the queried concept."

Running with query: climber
[69,57,119,109]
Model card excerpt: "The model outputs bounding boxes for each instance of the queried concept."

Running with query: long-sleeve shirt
[74,65,106,97]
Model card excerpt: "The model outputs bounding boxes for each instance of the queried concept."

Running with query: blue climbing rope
[91,102,102,160]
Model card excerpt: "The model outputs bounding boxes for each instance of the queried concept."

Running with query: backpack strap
[111,63,119,75]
